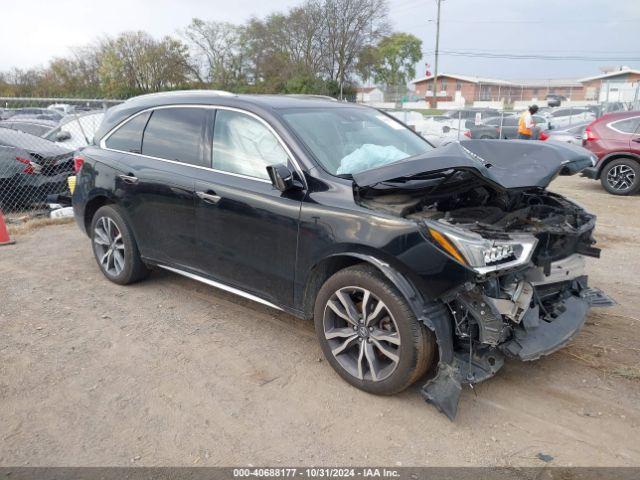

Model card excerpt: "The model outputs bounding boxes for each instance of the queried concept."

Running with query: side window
[142,108,208,167]
[611,117,640,134]
[212,110,288,180]
[104,111,151,153]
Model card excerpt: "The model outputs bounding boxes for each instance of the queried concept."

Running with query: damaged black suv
[72,91,612,419]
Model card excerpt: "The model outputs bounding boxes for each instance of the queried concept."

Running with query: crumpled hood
[352,139,597,189]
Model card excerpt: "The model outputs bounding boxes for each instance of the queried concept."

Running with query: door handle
[632,138,640,143]
[118,174,139,184]
[196,191,222,205]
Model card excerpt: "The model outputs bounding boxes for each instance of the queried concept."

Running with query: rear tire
[600,158,640,195]
[314,264,437,395]
[90,205,149,285]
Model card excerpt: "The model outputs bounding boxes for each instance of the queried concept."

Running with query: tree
[98,31,192,97]
[0,0,398,99]
[355,44,378,85]
[321,0,389,95]
[183,19,246,88]
[370,33,422,99]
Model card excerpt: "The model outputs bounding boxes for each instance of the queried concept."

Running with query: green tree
[98,32,193,97]
[370,33,422,97]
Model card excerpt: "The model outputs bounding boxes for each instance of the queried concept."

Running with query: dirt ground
[1,175,639,467]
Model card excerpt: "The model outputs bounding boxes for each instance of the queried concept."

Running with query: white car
[546,107,596,129]
[44,111,105,149]
[47,103,75,115]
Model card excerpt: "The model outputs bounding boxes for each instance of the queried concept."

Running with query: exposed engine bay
[358,170,600,267]
[356,167,613,419]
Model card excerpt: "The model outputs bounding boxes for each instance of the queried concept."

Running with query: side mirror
[442,125,451,133]
[55,130,71,141]
[266,163,300,192]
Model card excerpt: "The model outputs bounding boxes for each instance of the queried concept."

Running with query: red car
[581,111,640,195]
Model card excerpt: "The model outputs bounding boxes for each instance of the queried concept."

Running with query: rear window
[609,117,640,134]
[104,112,151,153]
[141,108,208,166]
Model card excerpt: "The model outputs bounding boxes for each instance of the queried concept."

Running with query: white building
[356,87,384,103]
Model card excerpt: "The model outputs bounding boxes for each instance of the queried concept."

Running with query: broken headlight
[425,220,538,274]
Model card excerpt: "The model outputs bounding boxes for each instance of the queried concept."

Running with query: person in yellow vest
[518,105,539,139]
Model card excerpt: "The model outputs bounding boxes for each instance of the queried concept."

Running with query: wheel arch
[302,251,455,365]
[83,195,115,234]
[596,152,640,177]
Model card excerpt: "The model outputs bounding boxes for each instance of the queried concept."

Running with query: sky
[1,0,639,81]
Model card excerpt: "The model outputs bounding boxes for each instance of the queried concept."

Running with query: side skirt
[157,264,284,312]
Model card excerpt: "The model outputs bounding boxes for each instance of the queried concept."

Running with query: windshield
[280,107,433,175]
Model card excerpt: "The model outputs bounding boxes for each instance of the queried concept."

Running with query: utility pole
[433,0,443,107]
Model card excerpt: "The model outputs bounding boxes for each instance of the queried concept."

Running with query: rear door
[606,116,640,154]
[102,106,211,268]
[627,117,640,154]
[193,108,304,308]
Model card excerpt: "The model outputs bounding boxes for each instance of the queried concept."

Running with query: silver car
[545,122,590,145]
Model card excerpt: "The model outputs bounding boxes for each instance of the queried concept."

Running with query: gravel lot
[1,175,639,467]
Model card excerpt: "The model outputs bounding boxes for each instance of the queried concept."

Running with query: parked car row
[0,107,104,211]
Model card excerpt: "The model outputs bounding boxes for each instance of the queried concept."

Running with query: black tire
[90,204,149,285]
[314,264,437,395]
[600,158,640,195]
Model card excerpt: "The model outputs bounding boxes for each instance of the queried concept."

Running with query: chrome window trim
[99,103,307,186]
[607,116,640,135]
[157,264,283,311]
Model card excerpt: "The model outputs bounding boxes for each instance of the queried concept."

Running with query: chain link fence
[0,97,121,227]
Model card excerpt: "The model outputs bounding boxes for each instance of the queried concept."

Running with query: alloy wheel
[323,286,401,382]
[606,164,636,192]
[93,216,125,276]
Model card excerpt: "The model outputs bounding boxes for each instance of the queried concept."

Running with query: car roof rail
[125,89,236,103]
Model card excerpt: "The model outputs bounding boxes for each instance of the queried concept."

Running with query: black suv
[73,91,611,419]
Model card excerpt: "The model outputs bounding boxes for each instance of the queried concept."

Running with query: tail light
[583,125,598,141]
[73,156,85,173]
[16,156,39,174]
[464,130,471,138]
[538,131,549,141]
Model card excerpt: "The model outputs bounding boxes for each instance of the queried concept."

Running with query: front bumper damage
[420,254,614,420]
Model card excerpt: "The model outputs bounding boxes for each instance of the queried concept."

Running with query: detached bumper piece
[580,287,616,307]
[421,347,504,420]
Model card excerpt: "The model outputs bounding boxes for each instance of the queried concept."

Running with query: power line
[424,18,640,24]
[421,50,640,62]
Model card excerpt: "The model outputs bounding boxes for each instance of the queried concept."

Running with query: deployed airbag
[337,144,408,175]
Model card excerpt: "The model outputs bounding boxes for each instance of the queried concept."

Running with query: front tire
[314,264,437,395]
[90,205,149,285]
[601,158,640,195]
